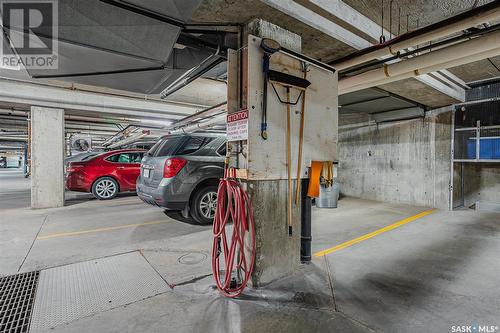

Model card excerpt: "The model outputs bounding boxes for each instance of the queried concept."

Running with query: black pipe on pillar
[301,178,312,263]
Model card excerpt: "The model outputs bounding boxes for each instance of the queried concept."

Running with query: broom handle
[286,87,293,236]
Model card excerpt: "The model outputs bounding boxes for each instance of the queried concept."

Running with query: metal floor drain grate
[0,271,40,333]
[29,252,169,331]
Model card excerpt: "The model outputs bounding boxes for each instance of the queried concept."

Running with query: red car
[66,149,145,200]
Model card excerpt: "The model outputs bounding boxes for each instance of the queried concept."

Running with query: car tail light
[66,165,84,172]
[163,157,187,178]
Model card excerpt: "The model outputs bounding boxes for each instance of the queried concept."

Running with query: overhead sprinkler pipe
[105,130,151,149]
[0,136,28,141]
[168,102,227,130]
[333,0,500,70]
[160,46,224,99]
[167,113,227,134]
[339,30,500,94]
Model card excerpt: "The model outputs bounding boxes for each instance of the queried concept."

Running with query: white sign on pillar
[227,109,249,142]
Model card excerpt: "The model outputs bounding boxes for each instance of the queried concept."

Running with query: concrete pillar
[243,20,303,286]
[31,106,65,208]
[226,20,337,287]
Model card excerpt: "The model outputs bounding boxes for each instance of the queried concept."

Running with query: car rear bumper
[65,172,91,192]
[136,179,189,210]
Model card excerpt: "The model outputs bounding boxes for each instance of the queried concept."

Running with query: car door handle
[117,166,125,169]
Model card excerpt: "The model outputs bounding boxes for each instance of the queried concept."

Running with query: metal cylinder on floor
[301,178,312,263]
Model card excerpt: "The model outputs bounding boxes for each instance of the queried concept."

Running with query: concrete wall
[337,110,452,209]
[31,106,65,208]
[463,163,500,208]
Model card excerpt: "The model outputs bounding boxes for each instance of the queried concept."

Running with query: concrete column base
[248,180,301,287]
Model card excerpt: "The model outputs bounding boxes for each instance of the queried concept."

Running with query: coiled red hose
[212,168,256,298]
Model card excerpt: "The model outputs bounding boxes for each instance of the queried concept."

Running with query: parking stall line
[36,220,170,240]
[313,209,436,257]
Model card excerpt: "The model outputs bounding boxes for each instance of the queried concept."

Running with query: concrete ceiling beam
[434,70,470,90]
[308,0,391,42]
[0,78,204,121]
[260,0,371,50]
[415,74,465,102]
[261,0,466,103]
[308,0,467,100]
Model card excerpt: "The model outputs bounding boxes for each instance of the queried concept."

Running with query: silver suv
[136,133,226,224]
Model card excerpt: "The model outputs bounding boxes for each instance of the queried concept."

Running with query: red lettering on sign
[227,109,248,123]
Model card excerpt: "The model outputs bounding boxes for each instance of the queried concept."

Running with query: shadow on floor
[64,192,138,207]
[163,210,202,226]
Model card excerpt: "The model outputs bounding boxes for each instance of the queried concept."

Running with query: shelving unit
[450,97,500,210]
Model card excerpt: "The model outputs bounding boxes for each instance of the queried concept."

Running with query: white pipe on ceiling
[339,31,500,94]
[168,113,226,135]
[105,131,151,149]
[334,4,500,70]
[0,136,27,141]
[341,47,500,94]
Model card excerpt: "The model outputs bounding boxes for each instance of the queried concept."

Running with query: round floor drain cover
[178,252,207,265]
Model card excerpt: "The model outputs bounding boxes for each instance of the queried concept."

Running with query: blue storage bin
[467,137,500,159]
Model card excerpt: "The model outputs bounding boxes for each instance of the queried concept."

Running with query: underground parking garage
[1,0,500,332]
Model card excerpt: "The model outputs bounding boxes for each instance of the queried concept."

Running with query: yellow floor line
[313,209,436,257]
[37,220,169,240]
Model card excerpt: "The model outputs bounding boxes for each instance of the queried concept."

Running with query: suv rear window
[153,136,213,157]
[176,136,213,155]
[146,139,164,156]
[154,137,185,157]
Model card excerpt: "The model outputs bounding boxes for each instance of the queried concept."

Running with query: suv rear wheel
[190,186,218,225]
[92,177,119,200]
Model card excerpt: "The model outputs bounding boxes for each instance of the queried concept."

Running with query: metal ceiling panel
[4,0,204,94]
[30,37,163,75]
[340,87,423,117]
[339,88,389,106]
[26,37,215,94]
[343,96,416,114]
[58,0,182,62]
[371,107,425,123]
[51,69,171,94]
[125,0,202,22]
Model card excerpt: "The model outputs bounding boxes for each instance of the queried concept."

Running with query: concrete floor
[1,169,499,332]
[0,168,30,210]
[0,169,210,275]
[312,200,500,332]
